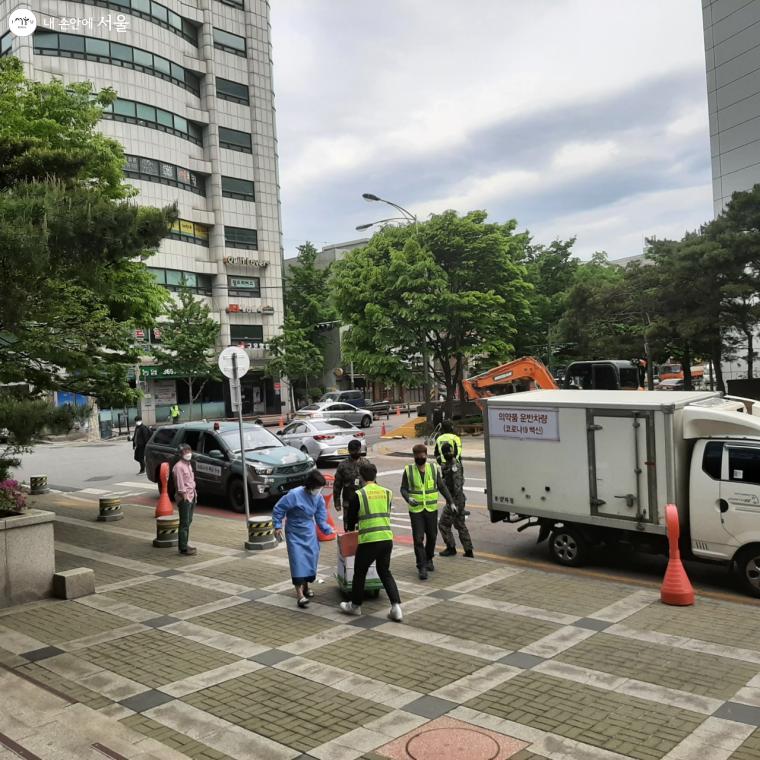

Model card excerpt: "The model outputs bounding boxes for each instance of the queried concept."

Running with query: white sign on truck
[485,389,760,598]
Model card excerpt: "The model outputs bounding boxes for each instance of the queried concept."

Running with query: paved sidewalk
[3,493,760,759]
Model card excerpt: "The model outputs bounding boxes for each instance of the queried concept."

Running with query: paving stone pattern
[183,668,390,753]
[187,557,287,588]
[393,556,490,589]
[467,671,706,760]
[472,569,638,616]
[121,714,233,759]
[0,601,127,644]
[55,550,143,588]
[623,598,760,650]
[557,632,760,699]
[14,661,112,710]
[308,629,490,692]
[79,629,238,689]
[405,600,560,650]
[192,600,336,646]
[104,578,231,614]
[730,728,760,760]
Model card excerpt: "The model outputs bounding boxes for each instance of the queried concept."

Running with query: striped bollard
[97,495,123,522]
[30,475,49,495]
[246,515,277,551]
[153,514,179,547]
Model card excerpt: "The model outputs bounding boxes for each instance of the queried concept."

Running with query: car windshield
[324,418,354,429]
[300,404,320,411]
[311,420,344,431]
[221,427,282,453]
[320,393,339,401]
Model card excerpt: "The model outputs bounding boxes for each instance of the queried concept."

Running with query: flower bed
[0,479,27,517]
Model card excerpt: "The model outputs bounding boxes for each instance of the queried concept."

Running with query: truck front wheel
[734,545,760,598]
[549,525,589,567]
[227,478,250,514]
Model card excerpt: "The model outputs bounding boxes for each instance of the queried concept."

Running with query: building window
[224,226,258,250]
[218,0,243,8]
[221,176,255,202]
[89,0,198,43]
[125,155,205,195]
[213,28,246,57]
[216,77,249,105]
[218,126,252,153]
[33,32,201,96]
[103,98,204,146]
[168,219,210,246]
[0,32,12,57]
[228,276,260,297]
[148,268,213,296]
[230,324,264,345]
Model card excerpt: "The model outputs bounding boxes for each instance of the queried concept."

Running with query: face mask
[308,488,321,496]
[415,456,427,466]
[182,453,192,461]
[135,421,142,426]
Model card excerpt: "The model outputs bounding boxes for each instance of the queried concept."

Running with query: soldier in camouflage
[438,442,474,557]
[332,439,365,531]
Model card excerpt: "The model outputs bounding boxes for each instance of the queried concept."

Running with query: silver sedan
[294,401,373,428]
[277,419,367,463]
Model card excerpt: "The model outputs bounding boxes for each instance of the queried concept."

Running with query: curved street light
[355,216,409,231]
[362,192,417,225]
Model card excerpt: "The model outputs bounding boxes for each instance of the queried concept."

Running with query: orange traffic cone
[396,405,401,416]
[279,415,285,427]
[155,461,173,517]
[317,473,337,542]
[381,421,387,436]
[661,503,694,606]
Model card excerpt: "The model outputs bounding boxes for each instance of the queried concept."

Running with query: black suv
[145,422,316,511]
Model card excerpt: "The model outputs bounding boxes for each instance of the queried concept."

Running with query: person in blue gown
[273,470,333,607]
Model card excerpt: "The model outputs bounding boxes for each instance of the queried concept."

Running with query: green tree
[267,316,323,411]
[151,284,220,421]
[331,210,531,416]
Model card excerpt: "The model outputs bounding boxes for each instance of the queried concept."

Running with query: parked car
[656,378,685,391]
[277,418,367,464]
[320,389,367,407]
[295,401,373,428]
[145,422,316,512]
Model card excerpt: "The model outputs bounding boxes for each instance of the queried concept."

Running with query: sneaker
[426,559,435,571]
[388,604,403,623]
[339,601,362,616]
[439,547,457,557]
[179,546,197,556]
[464,549,474,558]
[418,568,428,581]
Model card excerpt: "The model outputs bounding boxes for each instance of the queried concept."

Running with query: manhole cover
[406,727,500,760]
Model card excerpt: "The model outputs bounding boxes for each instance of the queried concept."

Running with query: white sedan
[277,418,367,463]
[294,401,373,428]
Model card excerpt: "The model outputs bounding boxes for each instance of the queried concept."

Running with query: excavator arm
[462,356,558,409]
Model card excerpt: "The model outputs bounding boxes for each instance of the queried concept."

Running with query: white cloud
[552,140,620,173]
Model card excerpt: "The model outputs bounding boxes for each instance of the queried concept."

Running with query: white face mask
[135,421,142,426]
[182,453,192,461]
[308,488,321,496]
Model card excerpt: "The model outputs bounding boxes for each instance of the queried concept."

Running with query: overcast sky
[270,0,712,261]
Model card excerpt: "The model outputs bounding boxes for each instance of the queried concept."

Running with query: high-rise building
[1,0,286,421]
[703,0,760,214]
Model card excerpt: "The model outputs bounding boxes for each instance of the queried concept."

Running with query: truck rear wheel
[734,545,760,598]
[549,525,588,567]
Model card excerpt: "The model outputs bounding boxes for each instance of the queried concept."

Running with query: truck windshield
[221,427,282,453]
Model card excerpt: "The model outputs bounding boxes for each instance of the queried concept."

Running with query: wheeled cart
[335,532,383,598]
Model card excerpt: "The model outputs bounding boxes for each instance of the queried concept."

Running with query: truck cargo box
[485,390,720,535]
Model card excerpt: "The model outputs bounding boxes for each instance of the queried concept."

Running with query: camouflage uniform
[439,458,473,552]
[333,457,364,530]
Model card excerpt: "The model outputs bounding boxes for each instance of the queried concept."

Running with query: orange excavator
[463,356,644,409]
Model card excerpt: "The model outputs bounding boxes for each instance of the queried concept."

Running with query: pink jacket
[173,459,196,503]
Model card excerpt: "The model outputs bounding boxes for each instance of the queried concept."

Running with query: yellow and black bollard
[30,475,49,495]
[97,495,124,522]
[153,514,179,547]
[245,515,277,551]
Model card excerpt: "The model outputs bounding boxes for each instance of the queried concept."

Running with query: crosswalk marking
[78,488,112,495]
[115,481,153,489]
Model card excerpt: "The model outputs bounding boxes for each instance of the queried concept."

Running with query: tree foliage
[267,316,323,408]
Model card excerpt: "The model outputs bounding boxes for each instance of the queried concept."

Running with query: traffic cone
[279,415,285,428]
[317,473,337,542]
[381,421,387,436]
[155,461,173,518]
[660,503,694,606]
[396,405,401,416]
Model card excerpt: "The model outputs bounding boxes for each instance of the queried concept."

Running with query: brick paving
[2,488,760,760]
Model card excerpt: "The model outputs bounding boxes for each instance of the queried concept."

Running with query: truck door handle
[719,499,729,513]
[614,494,636,507]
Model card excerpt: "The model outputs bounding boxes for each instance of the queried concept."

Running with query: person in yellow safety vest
[401,443,453,580]
[339,461,403,622]
[170,404,181,424]
[434,420,462,467]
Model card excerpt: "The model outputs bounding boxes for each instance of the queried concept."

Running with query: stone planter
[0,509,55,607]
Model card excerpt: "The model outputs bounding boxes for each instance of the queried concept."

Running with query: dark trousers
[178,499,195,550]
[351,539,401,606]
[409,509,438,568]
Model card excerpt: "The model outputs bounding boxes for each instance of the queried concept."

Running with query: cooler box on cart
[335,531,383,598]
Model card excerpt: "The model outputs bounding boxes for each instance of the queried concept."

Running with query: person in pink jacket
[173,444,197,555]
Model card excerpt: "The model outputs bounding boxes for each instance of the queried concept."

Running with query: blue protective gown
[272,486,333,584]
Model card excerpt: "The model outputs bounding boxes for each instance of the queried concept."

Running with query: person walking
[438,443,474,558]
[401,443,452,580]
[173,444,197,556]
[273,471,333,608]
[170,404,181,424]
[132,416,152,474]
[333,439,364,530]
[434,420,462,467]
[339,461,402,622]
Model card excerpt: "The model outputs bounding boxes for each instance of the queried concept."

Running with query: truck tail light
[313,434,335,441]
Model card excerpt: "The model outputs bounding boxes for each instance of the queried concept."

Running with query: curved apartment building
[1,0,286,421]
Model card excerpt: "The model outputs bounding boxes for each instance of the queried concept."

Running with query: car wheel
[360,415,372,428]
[734,545,760,598]
[226,477,248,514]
[549,525,588,567]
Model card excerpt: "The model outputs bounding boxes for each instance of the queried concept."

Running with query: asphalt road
[15,422,760,606]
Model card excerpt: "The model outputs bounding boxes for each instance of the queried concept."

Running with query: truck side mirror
[208,449,225,460]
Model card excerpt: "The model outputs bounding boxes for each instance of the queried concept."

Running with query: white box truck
[485,389,760,597]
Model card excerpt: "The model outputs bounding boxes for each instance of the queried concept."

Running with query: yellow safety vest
[357,483,394,544]
[435,432,462,461]
[405,463,440,513]
[171,405,180,417]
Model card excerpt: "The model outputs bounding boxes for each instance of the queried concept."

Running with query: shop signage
[223,255,268,268]
[140,366,182,379]
[226,304,275,314]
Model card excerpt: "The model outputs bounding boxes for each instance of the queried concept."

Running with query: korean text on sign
[487,407,560,441]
